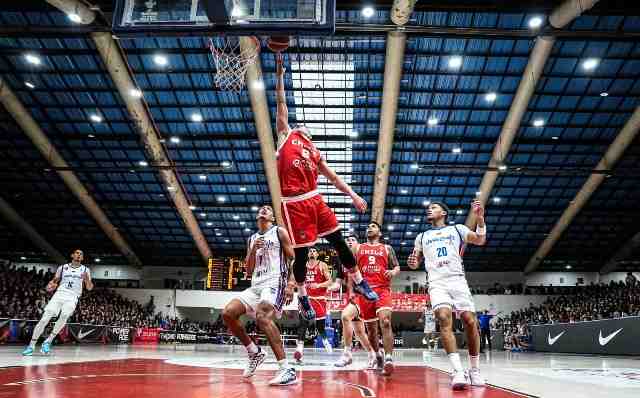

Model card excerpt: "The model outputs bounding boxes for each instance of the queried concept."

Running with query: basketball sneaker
[382,357,394,376]
[334,352,353,367]
[352,279,379,301]
[40,342,51,355]
[268,368,298,386]
[298,296,316,321]
[367,355,378,370]
[468,368,485,387]
[243,348,266,378]
[376,353,384,372]
[451,370,469,390]
[322,337,333,353]
[21,346,34,356]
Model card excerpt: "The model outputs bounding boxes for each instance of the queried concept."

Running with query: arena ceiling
[0,0,639,272]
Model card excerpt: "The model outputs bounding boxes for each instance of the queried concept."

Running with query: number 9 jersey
[55,263,90,299]
[414,224,471,284]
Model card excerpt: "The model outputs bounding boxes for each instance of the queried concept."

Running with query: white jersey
[415,224,471,283]
[423,308,436,333]
[248,225,287,288]
[55,263,90,299]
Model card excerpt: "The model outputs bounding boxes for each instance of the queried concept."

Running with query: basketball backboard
[113,0,335,35]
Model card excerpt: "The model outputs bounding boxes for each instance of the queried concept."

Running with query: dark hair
[347,234,359,241]
[368,221,382,230]
[430,201,450,220]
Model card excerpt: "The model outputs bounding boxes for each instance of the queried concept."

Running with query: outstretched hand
[46,281,57,293]
[471,199,484,218]
[351,193,368,213]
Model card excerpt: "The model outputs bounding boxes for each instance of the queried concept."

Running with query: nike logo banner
[547,331,565,345]
[598,328,623,346]
[68,324,106,342]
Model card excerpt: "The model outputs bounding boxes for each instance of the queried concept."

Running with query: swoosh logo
[547,331,565,345]
[78,328,95,340]
[598,328,623,346]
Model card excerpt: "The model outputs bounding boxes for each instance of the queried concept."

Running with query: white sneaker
[334,352,353,367]
[243,349,266,378]
[366,355,378,370]
[468,368,485,387]
[269,367,298,386]
[451,370,469,390]
[322,338,333,353]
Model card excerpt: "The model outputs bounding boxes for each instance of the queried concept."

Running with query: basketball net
[208,37,260,92]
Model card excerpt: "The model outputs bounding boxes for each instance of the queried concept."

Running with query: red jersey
[305,262,329,299]
[356,243,390,289]
[277,129,322,197]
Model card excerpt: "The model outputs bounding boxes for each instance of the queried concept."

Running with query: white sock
[296,341,304,351]
[297,284,307,296]
[351,272,363,284]
[448,352,463,372]
[278,358,289,369]
[343,346,352,354]
[385,353,392,360]
[469,354,480,370]
[246,342,259,355]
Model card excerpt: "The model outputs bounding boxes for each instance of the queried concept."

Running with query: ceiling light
[393,208,400,214]
[493,197,501,203]
[565,265,572,270]
[199,175,207,180]
[129,88,143,98]
[600,92,609,97]
[233,215,240,220]
[239,221,246,225]
[24,53,41,65]
[221,161,231,167]
[400,189,408,194]
[206,222,213,226]
[224,239,230,243]
[401,242,406,246]
[551,136,559,140]
[189,205,196,210]
[200,213,206,217]
[90,114,102,123]
[387,225,394,230]
[410,163,419,170]
[485,92,497,102]
[362,6,375,18]
[528,16,543,29]
[456,209,464,215]
[422,200,430,207]
[582,58,599,71]
[533,119,545,127]
[88,134,96,139]
[427,117,438,126]
[191,113,203,122]
[20,256,27,260]
[216,232,222,236]
[244,228,251,232]
[384,237,389,240]
[252,80,265,90]
[251,206,259,211]
[349,131,359,138]
[153,54,168,66]
[448,56,462,69]
[452,147,462,154]
[170,136,180,143]
[413,218,420,222]
[95,258,101,263]
[239,187,247,192]
[217,196,226,202]
[475,191,482,196]
[498,165,508,172]
[449,221,456,225]
[67,13,82,23]
[25,81,35,89]
[138,160,148,166]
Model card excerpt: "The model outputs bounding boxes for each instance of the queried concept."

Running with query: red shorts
[309,297,327,320]
[281,191,339,248]
[355,287,392,322]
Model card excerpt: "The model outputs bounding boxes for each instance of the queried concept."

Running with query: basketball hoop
[208,36,260,93]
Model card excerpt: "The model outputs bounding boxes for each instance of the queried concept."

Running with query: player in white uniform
[222,205,298,386]
[408,200,487,390]
[422,302,438,351]
[22,249,93,356]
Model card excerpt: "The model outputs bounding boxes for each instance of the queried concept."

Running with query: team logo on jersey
[64,266,68,271]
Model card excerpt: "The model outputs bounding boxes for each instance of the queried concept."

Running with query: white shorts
[44,291,78,317]
[236,284,285,319]
[428,276,475,313]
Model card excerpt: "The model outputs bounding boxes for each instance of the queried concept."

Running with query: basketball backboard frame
[113,0,336,36]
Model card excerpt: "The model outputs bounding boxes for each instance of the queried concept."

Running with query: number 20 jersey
[414,224,471,283]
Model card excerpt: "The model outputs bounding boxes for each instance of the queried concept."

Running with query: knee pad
[294,247,309,283]
[324,231,356,269]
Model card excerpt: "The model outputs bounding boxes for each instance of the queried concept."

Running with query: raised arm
[318,158,367,213]
[276,56,289,145]
[463,200,487,246]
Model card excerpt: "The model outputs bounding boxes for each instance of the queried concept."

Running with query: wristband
[476,225,486,236]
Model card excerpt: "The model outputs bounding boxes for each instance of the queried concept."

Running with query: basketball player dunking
[294,247,333,363]
[408,200,487,390]
[275,56,377,321]
[354,222,400,376]
[222,205,298,385]
[22,249,93,356]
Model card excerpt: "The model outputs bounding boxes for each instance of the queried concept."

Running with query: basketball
[267,36,290,53]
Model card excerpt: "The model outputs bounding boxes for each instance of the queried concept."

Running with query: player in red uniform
[294,247,334,363]
[355,222,400,376]
[275,56,377,321]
